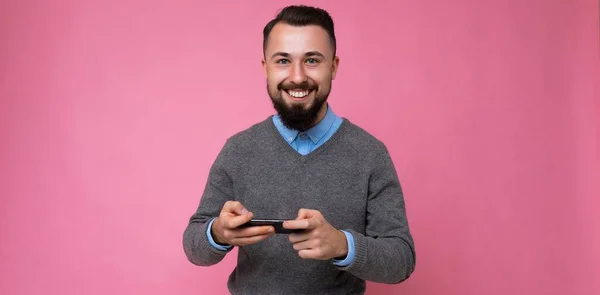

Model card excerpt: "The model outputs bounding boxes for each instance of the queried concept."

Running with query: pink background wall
[1,0,598,294]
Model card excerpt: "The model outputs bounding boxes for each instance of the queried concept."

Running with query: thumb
[223,201,250,216]
[296,208,319,219]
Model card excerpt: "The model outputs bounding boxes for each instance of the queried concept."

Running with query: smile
[285,89,311,100]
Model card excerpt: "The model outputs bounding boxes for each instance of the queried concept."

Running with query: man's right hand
[211,201,275,246]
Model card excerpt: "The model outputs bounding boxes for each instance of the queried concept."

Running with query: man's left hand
[283,209,348,260]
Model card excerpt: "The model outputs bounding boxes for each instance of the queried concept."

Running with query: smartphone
[239,219,300,234]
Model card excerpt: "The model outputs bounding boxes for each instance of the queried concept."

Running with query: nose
[289,62,307,85]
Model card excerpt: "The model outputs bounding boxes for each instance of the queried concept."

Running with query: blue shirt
[206,105,356,266]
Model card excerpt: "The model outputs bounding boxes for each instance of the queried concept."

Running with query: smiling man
[183,5,416,295]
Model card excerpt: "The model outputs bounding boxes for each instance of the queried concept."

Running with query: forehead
[265,23,333,57]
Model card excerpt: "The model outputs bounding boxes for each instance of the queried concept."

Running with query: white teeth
[288,90,310,98]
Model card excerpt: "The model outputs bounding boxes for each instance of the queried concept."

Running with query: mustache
[278,81,316,91]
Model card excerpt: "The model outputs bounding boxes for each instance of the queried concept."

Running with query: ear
[261,58,267,77]
[331,56,340,80]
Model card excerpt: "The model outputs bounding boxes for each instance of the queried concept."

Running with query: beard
[268,79,330,131]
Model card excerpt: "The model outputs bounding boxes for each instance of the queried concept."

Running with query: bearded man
[183,5,416,295]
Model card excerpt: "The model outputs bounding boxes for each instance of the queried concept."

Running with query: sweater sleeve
[182,140,236,266]
[336,144,416,284]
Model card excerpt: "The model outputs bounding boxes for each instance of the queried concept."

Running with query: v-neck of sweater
[266,116,350,163]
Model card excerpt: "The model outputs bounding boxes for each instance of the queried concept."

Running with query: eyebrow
[269,51,327,60]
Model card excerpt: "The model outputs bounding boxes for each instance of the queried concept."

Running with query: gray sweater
[183,117,416,295]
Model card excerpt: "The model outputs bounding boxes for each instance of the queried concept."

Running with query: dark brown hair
[262,5,337,57]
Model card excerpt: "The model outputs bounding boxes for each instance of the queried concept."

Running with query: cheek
[310,74,331,89]
[267,73,287,87]
[268,67,289,79]
[307,68,331,81]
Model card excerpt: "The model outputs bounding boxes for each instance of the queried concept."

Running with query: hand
[211,201,275,246]
[283,208,348,260]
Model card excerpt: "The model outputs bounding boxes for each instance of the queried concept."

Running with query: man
[183,5,416,295]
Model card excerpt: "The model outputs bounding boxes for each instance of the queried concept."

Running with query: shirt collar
[273,104,338,145]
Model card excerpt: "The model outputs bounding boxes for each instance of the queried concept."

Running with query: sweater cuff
[332,230,355,266]
[335,229,367,272]
[197,220,233,259]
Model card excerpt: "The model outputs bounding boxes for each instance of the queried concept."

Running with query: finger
[284,217,320,230]
[291,239,316,251]
[297,248,325,260]
[288,231,311,243]
[223,201,250,215]
[230,232,275,246]
[283,219,310,230]
[305,218,320,229]
[236,225,275,237]
[223,213,254,229]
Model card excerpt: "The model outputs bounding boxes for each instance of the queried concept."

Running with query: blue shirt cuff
[206,218,232,251]
[332,230,355,266]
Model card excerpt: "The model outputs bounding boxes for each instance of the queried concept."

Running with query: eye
[306,58,319,64]
[276,59,290,64]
